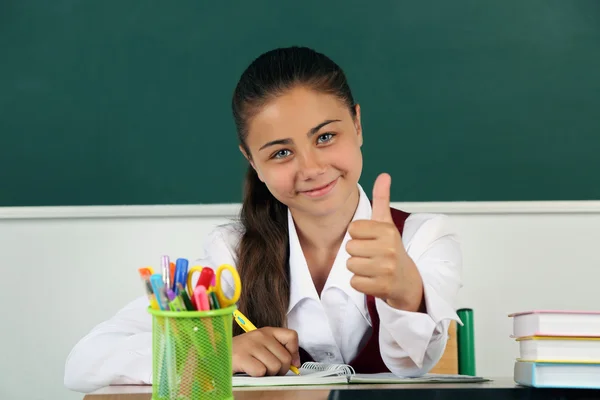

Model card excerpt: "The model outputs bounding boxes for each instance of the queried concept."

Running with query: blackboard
[2,0,599,206]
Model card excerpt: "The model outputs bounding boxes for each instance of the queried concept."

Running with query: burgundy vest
[298,207,410,373]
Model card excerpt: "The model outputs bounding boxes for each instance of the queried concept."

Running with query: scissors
[187,264,241,308]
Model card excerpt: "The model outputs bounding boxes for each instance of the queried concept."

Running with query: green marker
[209,291,220,309]
[176,283,194,310]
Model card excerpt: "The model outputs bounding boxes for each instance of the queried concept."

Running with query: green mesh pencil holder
[148,305,236,400]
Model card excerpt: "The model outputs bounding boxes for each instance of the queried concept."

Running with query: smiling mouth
[304,181,334,192]
[300,177,339,198]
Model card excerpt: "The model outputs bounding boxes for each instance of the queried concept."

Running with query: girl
[64,46,462,393]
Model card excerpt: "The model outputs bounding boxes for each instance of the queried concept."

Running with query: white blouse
[64,184,462,393]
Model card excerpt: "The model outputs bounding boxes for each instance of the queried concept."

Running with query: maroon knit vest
[298,207,410,373]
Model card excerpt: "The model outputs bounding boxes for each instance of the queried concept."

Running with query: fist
[346,173,424,311]
[232,327,301,376]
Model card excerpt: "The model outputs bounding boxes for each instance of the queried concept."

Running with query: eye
[317,133,335,144]
[272,149,291,159]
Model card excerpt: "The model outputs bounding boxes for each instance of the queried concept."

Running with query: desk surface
[84,378,600,400]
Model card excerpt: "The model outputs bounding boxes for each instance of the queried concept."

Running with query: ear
[238,145,264,182]
[353,104,363,147]
[239,144,252,163]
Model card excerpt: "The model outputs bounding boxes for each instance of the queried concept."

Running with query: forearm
[377,297,452,376]
[64,296,153,393]
[385,255,426,313]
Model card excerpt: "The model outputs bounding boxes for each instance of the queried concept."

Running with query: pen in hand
[233,310,301,375]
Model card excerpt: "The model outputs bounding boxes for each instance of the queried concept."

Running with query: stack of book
[509,310,600,389]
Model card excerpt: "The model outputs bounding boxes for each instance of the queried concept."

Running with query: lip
[300,178,339,198]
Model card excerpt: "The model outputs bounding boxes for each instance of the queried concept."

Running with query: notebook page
[232,362,354,387]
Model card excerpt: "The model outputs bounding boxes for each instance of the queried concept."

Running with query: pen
[150,274,169,311]
[233,310,300,375]
[138,267,159,310]
[161,256,170,289]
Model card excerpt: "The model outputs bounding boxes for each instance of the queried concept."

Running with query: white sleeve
[191,223,242,298]
[64,223,242,393]
[376,214,463,376]
[63,295,153,393]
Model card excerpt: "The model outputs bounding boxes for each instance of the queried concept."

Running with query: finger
[263,339,294,375]
[346,238,396,258]
[250,346,284,376]
[269,328,300,367]
[350,275,389,298]
[346,256,377,277]
[238,354,268,377]
[347,256,395,278]
[371,173,393,223]
[348,220,397,240]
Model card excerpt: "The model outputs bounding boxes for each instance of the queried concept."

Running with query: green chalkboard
[2,1,600,206]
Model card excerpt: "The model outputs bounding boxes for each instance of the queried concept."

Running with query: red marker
[196,267,214,290]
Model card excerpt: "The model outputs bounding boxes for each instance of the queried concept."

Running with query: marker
[191,267,215,308]
[138,268,159,310]
[169,262,175,290]
[168,296,186,312]
[196,267,214,290]
[233,310,300,375]
[166,288,177,302]
[150,274,169,311]
[174,258,189,293]
[193,285,210,311]
[176,283,194,311]
[209,291,220,309]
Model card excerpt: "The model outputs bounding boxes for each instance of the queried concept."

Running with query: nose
[297,149,325,181]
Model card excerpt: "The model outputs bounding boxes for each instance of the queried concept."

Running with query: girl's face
[242,86,363,218]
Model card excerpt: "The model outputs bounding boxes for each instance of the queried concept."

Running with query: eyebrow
[258,119,341,151]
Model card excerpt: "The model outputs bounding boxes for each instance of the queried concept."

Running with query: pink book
[509,310,600,338]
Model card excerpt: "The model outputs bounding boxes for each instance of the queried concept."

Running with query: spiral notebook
[232,362,489,387]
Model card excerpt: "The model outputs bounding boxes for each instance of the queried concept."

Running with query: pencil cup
[148,305,236,400]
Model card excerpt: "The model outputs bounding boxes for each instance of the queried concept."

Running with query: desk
[84,378,600,400]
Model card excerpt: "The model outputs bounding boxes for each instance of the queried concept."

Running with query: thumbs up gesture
[346,173,425,312]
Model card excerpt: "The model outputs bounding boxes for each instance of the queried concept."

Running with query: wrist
[386,289,424,312]
[386,258,426,312]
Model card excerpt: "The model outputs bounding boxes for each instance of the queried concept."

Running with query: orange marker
[169,262,175,290]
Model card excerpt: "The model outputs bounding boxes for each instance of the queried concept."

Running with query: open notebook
[232,362,489,387]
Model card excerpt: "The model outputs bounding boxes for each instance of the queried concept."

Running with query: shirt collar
[287,184,372,324]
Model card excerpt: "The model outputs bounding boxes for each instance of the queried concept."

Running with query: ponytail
[233,166,290,336]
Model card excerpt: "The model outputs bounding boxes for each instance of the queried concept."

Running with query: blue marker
[173,258,189,294]
[150,274,169,310]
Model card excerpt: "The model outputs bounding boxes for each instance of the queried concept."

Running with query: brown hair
[231,46,356,335]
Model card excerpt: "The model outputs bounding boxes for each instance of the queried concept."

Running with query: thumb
[371,173,393,223]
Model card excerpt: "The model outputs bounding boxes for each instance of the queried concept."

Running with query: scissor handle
[186,266,205,297]
[215,264,241,308]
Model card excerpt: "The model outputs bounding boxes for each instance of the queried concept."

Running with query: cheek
[261,165,297,195]
[331,142,363,174]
